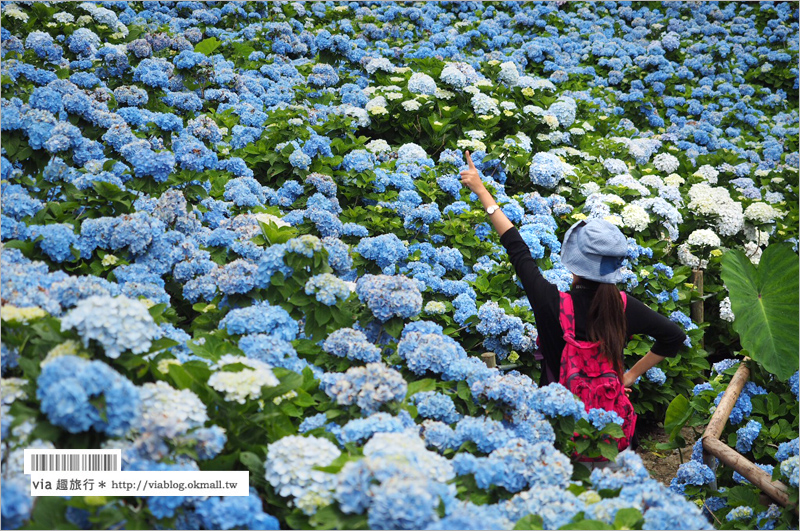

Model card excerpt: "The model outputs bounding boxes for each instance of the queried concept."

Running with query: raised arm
[459,151,558,312]
[459,150,514,237]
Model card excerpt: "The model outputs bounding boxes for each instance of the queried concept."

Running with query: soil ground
[636,425,704,486]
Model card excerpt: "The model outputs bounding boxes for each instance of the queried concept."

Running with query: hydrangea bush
[1,1,797,530]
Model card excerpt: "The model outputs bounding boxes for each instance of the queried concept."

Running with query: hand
[459,150,486,195]
[622,371,637,389]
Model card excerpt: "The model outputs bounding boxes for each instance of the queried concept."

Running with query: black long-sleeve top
[499,227,686,387]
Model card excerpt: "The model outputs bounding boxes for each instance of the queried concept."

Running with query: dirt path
[636,425,704,486]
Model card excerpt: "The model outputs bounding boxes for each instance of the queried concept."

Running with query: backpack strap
[620,291,627,311]
[558,292,577,338]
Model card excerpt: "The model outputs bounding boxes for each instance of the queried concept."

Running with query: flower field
[1,1,798,529]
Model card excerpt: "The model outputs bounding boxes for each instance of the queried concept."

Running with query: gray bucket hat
[561,219,628,284]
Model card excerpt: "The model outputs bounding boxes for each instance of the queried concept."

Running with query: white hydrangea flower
[466,130,486,141]
[365,57,396,75]
[603,194,626,206]
[498,61,520,86]
[580,182,601,196]
[255,213,290,227]
[265,435,341,515]
[677,243,706,269]
[663,173,685,186]
[743,225,770,244]
[424,301,447,315]
[385,92,403,101]
[434,88,455,100]
[743,241,762,265]
[456,139,486,152]
[653,153,680,173]
[543,115,560,128]
[401,100,421,111]
[639,174,664,189]
[621,204,651,231]
[686,229,721,248]
[365,139,391,153]
[720,297,735,322]
[687,183,744,236]
[365,96,388,115]
[3,4,29,21]
[1,305,47,324]
[42,340,82,367]
[522,105,545,116]
[136,381,208,439]
[54,12,75,23]
[208,355,279,404]
[604,215,624,227]
[744,202,782,224]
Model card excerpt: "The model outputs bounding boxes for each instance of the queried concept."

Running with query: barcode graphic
[29,453,118,472]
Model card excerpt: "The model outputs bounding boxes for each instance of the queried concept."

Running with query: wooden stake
[705,360,750,440]
[481,352,497,368]
[700,358,796,511]
[703,437,791,508]
[690,268,704,324]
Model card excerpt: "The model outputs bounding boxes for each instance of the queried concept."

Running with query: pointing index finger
[465,150,475,170]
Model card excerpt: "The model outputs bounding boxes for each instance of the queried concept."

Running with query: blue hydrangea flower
[194,487,280,530]
[322,328,382,363]
[304,273,350,305]
[219,301,298,340]
[355,233,408,269]
[586,408,625,431]
[0,478,32,530]
[320,363,407,414]
[735,420,762,453]
[645,367,667,385]
[529,152,571,189]
[412,391,461,424]
[356,274,422,322]
[775,438,799,462]
[37,355,140,436]
[299,413,328,434]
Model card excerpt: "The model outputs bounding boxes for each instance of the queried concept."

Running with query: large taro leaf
[721,244,799,381]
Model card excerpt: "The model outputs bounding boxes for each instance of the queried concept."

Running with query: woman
[460,151,686,448]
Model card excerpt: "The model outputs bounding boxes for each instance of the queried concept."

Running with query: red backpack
[557,291,636,459]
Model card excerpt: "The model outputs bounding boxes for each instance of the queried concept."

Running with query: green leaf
[721,245,799,380]
[558,520,613,530]
[613,508,644,530]
[194,37,222,56]
[664,394,692,440]
[514,514,544,530]
[383,317,404,339]
[598,440,619,461]
[406,378,436,398]
[600,423,625,439]
[239,451,264,476]
[725,485,760,508]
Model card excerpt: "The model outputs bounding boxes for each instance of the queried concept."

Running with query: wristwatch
[486,205,500,215]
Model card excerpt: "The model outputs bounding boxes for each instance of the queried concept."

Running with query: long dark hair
[586,282,627,378]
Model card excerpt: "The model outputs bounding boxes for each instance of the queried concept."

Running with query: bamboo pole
[705,360,750,440]
[703,437,791,507]
[700,358,795,510]
[481,352,497,368]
